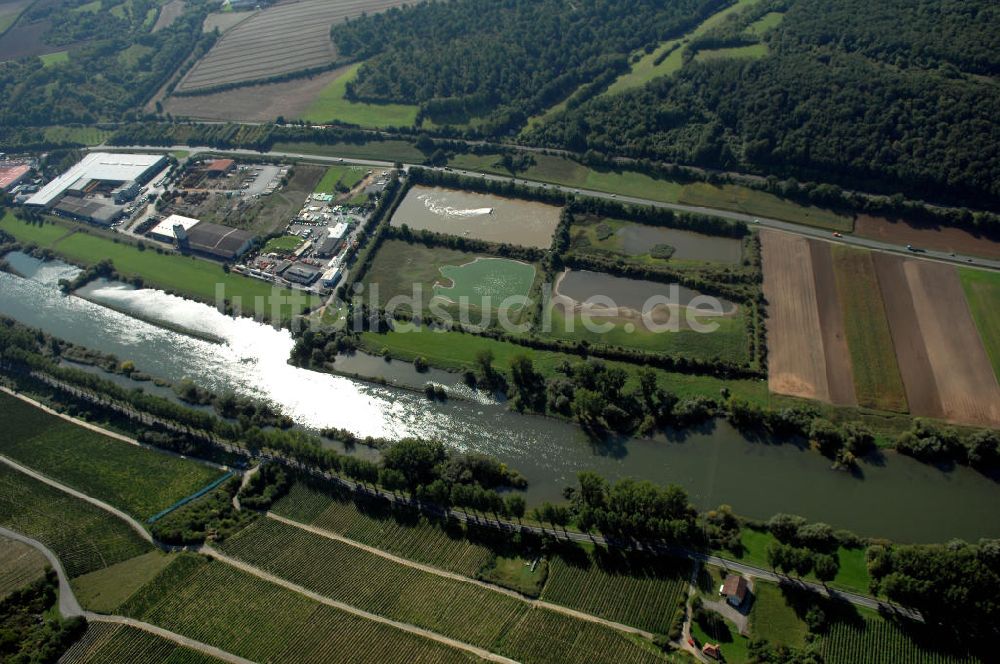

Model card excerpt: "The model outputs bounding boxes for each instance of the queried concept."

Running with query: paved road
[104,144,1000,272]
[0,527,253,664]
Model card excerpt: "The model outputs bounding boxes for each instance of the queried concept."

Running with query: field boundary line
[266,512,656,640]
[202,545,519,663]
[0,385,230,472]
[0,454,153,543]
[0,527,254,664]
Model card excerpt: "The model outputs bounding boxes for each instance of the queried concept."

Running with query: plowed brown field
[856,215,1000,260]
[809,241,857,406]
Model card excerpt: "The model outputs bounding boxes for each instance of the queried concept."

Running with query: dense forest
[527,0,1000,204]
[0,0,211,126]
[332,0,727,130]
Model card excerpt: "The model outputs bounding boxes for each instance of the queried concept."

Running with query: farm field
[272,482,494,577]
[151,0,184,32]
[0,463,152,578]
[822,613,981,664]
[392,186,562,249]
[497,608,671,664]
[760,231,831,402]
[959,268,1000,381]
[745,11,784,36]
[0,0,28,35]
[72,550,175,612]
[119,554,476,663]
[316,164,368,193]
[541,552,687,634]
[60,621,227,664]
[43,126,110,147]
[830,246,907,412]
[0,534,48,598]
[0,392,223,520]
[807,241,857,406]
[40,49,68,66]
[220,517,530,650]
[176,0,409,93]
[0,213,317,322]
[693,43,768,62]
[303,62,420,127]
[854,214,1000,260]
[0,18,70,60]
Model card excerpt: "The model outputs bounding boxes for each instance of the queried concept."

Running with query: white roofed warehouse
[26,152,167,209]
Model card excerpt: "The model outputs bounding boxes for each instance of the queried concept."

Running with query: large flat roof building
[52,197,123,226]
[183,222,255,262]
[0,164,30,192]
[149,214,201,243]
[26,152,167,208]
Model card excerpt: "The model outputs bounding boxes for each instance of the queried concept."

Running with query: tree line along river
[1,251,998,543]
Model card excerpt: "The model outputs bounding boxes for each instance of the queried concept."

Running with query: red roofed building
[0,164,30,192]
[204,159,235,176]
[702,643,722,660]
[720,574,749,607]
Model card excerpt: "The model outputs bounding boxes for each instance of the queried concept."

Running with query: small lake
[2,251,999,543]
[617,224,743,263]
[392,186,561,249]
[556,269,738,315]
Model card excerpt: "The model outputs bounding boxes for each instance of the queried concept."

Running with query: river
[1,252,998,543]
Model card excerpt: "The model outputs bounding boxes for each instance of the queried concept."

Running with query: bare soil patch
[808,240,857,406]
[152,0,185,33]
[871,253,944,419]
[902,260,1000,427]
[761,230,830,401]
[0,20,67,59]
[163,67,347,122]
[202,10,252,34]
[856,214,1000,260]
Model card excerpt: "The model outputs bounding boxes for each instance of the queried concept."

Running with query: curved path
[267,512,655,640]
[202,546,518,664]
[0,527,253,664]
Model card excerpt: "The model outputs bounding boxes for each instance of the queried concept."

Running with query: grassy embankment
[0,392,224,521]
[959,268,1000,382]
[447,152,852,231]
[0,213,317,322]
[303,63,420,128]
[42,126,109,145]
[274,139,424,164]
[830,246,908,412]
[315,164,368,193]
[261,235,303,254]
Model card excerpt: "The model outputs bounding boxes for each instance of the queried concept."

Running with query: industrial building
[315,222,349,257]
[148,214,200,243]
[26,152,167,209]
[182,222,255,262]
[280,262,321,286]
[52,197,122,226]
[0,164,30,192]
[204,159,235,177]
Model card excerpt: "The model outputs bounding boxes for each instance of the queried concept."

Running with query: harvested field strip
[0,464,152,578]
[220,518,529,650]
[822,614,980,664]
[808,240,858,406]
[272,481,493,577]
[178,0,409,92]
[498,608,670,664]
[119,554,477,663]
[901,260,1000,427]
[959,268,1000,383]
[0,534,48,598]
[541,554,687,634]
[0,392,221,520]
[871,254,943,419]
[830,246,907,412]
[761,231,830,401]
[59,622,224,664]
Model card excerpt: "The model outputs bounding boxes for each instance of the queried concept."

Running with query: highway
[104,143,1000,272]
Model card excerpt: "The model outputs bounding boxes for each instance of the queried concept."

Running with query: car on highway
[833,232,843,238]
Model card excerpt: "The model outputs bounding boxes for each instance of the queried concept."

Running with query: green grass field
[72,551,175,612]
[541,552,687,634]
[220,517,530,650]
[678,183,853,231]
[272,482,495,577]
[274,139,424,164]
[315,164,368,193]
[749,581,809,648]
[822,612,979,664]
[0,535,48,599]
[0,464,152,578]
[745,11,784,36]
[40,50,69,67]
[434,258,537,305]
[723,528,871,596]
[691,611,751,663]
[546,305,751,365]
[42,126,110,145]
[119,554,473,663]
[602,0,764,97]
[60,622,224,664]
[261,235,303,255]
[694,43,769,62]
[0,213,316,322]
[303,63,420,127]
[0,392,224,520]
[831,246,908,412]
[497,608,671,664]
[959,268,1000,382]
[359,328,775,406]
